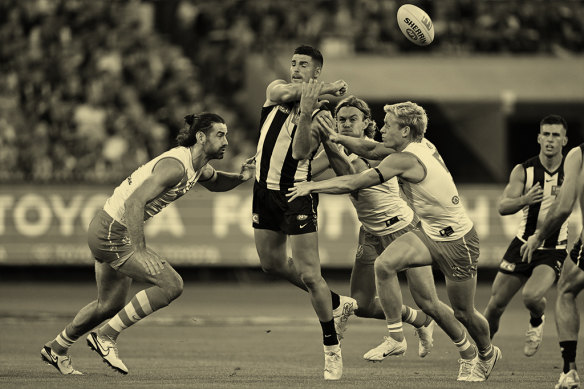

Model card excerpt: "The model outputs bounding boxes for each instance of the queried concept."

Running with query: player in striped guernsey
[483,115,569,358]
[288,101,501,382]
[252,45,350,381]
[40,113,255,375]
[522,141,584,389]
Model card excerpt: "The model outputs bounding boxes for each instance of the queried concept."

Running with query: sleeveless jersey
[255,103,314,190]
[400,139,473,241]
[103,146,203,226]
[516,155,568,249]
[349,158,414,236]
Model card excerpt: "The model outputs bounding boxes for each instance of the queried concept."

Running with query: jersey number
[432,150,451,175]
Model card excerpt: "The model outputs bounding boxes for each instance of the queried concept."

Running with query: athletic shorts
[569,238,584,271]
[87,209,133,269]
[252,181,318,235]
[499,237,565,278]
[356,221,419,266]
[412,226,480,281]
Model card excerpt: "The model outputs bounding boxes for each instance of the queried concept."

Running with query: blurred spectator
[2,0,583,183]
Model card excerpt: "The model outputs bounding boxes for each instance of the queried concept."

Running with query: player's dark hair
[335,95,377,138]
[540,115,568,132]
[294,45,323,68]
[176,113,225,147]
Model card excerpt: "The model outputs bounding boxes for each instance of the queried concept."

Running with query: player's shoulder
[520,155,540,169]
[565,145,584,167]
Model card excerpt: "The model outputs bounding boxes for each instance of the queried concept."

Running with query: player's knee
[299,271,322,290]
[521,289,544,308]
[374,258,397,279]
[453,308,472,326]
[159,272,184,302]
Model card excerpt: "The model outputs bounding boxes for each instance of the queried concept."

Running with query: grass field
[0,279,568,389]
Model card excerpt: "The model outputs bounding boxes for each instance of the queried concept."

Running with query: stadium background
[0,1,583,387]
[1,0,583,271]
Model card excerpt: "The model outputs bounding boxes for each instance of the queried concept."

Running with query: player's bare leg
[290,232,342,380]
[255,229,354,339]
[483,272,524,339]
[42,261,132,375]
[255,229,307,290]
[406,266,467,359]
[555,259,584,388]
[447,278,501,382]
[522,265,556,356]
[365,233,430,361]
[88,252,184,374]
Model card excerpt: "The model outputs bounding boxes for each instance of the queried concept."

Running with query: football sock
[50,328,78,354]
[529,314,543,327]
[330,291,341,311]
[402,305,431,328]
[320,319,339,346]
[559,341,577,374]
[387,322,404,341]
[454,333,475,359]
[99,287,168,340]
[478,344,494,361]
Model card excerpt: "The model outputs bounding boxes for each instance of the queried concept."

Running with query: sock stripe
[137,290,153,315]
[387,322,403,333]
[61,330,75,343]
[125,300,140,322]
[109,315,127,332]
[132,298,147,318]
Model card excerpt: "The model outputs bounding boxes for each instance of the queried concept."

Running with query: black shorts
[252,181,318,235]
[499,237,565,278]
[569,238,584,271]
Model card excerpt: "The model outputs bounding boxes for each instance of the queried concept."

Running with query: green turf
[0,281,568,388]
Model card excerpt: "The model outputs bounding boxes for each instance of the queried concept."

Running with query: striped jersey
[103,146,203,226]
[400,139,473,241]
[255,102,315,190]
[349,157,414,236]
[516,155,567,249]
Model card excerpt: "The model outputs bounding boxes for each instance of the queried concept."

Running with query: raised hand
[332,80,348,97]
[300,79,324,115]
[316,114,339,141]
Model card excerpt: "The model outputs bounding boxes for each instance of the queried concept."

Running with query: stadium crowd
[1,0,583,183]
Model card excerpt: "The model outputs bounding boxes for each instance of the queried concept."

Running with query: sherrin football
[396,4,434,46]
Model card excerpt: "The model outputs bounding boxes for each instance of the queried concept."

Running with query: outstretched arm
[317,118,394,160]
[521,147,582,262]
[287,153,410,201]
[265,79,348,105]
[198,157,256,192]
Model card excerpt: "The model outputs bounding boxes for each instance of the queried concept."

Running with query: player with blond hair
[289,101,501,382]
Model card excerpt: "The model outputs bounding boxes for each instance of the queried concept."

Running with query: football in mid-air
[396,4,434,46]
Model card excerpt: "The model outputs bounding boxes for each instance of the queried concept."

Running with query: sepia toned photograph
[1,1,583,388]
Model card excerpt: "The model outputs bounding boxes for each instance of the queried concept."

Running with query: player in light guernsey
[484,115,569,358]
[309,96,436,358]
[522,141,584,389]
[40,113,255,375]
[288,101,501,382]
